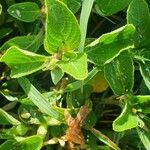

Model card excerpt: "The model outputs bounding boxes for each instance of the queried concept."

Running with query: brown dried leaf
[62,105,91,146]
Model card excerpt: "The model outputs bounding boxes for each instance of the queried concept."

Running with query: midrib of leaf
[69,61,82,76]
[6,57,45,64]
[9,60,45,65]
[19,10,39,13]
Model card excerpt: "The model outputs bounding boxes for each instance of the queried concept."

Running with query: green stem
[79,0,95,53]
[79,0,95,96]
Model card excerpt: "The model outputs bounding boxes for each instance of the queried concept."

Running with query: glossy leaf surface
[139,62,150,90]
[7,2,40,22]
[0,46,47,78]
[57,53,87,80]
[96,0,131,16]
[0,108,20,125]
[1,35,43,52]
[104,51,134,95]
[113,101,138,132]
[44,0,81,54]
[51,68,64,85]
[86,24,135,66]
[0,28,12,40]
[127,0,150,48]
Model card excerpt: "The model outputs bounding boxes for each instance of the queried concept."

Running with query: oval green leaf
[0,35,43,52]
[104,51,134,95]
[15,136,43,150]
[57,53,88,80]
[86,24,135,66]
[0,28,12,40]
[113,101,139,132]
[67,0,81,13]
[127,0,150,48]
[51,68,64,85]
[7,2,40,22]
[0,140,16,150]
[44,0,81,54]
[96,0,131,16]
[0,108,20,125]
[0,46,47,78]
[0,136,43,150]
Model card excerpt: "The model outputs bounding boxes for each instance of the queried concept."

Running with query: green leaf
[0,124,28,139]
[137,128,150,150]
[0,12,4,26]
[131,95,150,106]
[0,140,15,150]
[136,95,150,104]
[4,0,15,7]
[95,5,116,24]
[0,90,18,101]
[130,95,150,114]
[18,77,65,122]
[139,62,150,90]
[18,103,61,125]
[127,0,150,48]
[7,2,40,22]
[61,51,77,61]
[0,4,2,15]
[65,67,99,92]
[0,108,20,125]
[104,51,134,95]
[51,68,64,85]
[113,101,138,132]
[44,0,81,54]
[86,24,135,66]
[90,128,121,150]
[85,112,97,127]
[0,46,47,78]
[67,0,81,13]
[96,0,131,16]
[134,49,150,62]
[57,53,88,80]
[0,136,43,150]
[0,35,43,52]
[0,28,12,40]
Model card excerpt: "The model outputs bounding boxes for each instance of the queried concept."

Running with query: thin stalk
[79,0,95,95]
[79,0,95,52]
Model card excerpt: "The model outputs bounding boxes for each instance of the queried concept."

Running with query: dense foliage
[0,0,150,149]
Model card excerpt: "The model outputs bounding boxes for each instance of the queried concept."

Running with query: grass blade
[18,77,64,122]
